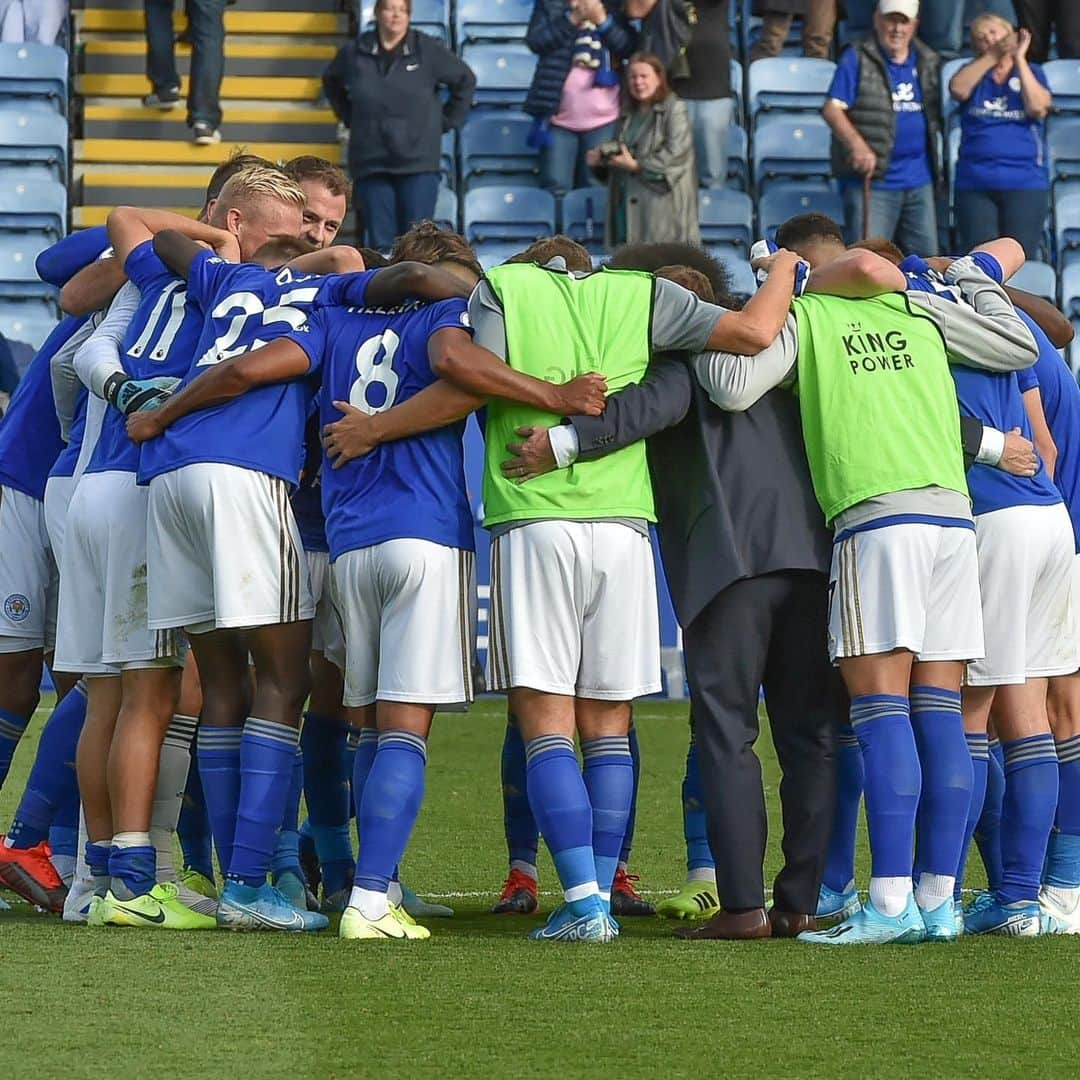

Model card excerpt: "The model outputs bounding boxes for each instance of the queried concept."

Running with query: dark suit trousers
[683,570,844,913]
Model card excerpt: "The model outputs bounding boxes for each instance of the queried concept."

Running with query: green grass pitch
[2,696,1079,1077]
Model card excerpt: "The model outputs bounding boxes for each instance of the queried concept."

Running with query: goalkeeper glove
[102,373,181,416]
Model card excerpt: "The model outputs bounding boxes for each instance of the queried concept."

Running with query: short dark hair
[252,235,319,265]
[283,155,351,208]
[849,236,905,266]
[506,235,593,273]
[775,213,845,252]
[608,241,738,309]
[655,264,715,303]
[375,0,411,12]
[626,52,671,106]
[204,150,276,205]
[391,220,482,279]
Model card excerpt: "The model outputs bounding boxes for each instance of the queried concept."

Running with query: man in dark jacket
[750,0,837,60]
[822,0,941,254]
[323,0,476,250]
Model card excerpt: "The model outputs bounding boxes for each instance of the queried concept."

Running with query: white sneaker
[1039,885,1080,934]
[63,874,98,923]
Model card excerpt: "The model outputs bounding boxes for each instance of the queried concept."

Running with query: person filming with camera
[587,51,700,247]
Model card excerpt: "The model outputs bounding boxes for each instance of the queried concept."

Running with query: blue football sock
[353,731,428,895]
[301,712,352,829]
[351,728,379,848]
[196,725,242,876]
[682,732,714,873]
[822,723,863,892]
[6,682,85,849]
[954,732,989,901]
[1046,735,1080,889]
[109,836,157,897]
[850,694,920,879]
[974,738,1005,890]
[85,840,112,882]
[228,718,300,887]
[500,713,538,870]
[910,686,972,882]
[271,746,304,878]
[582,735,634,899]
[49,824,77,861]
[177,736,214,879]
[998,733,1059,904]
[525,734,597,901]
[618,724,641,867]
[0,705,32,789]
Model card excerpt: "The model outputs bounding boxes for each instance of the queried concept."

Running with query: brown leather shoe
[673,907,771,940]
[768,909,817,938]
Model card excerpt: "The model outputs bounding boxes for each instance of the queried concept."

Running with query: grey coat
[598,94,700,247]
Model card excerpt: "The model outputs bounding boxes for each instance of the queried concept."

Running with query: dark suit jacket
[570,355,831,629]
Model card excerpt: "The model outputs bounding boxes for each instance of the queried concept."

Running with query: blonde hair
[216,165,306,214]
[970,13,1014,52]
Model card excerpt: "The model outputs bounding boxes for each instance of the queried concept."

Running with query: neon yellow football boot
[340,902,431,940]
[91,882,217,930]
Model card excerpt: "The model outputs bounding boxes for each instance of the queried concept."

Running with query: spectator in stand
[823,0,940,254]
[142,0,226,145]
[525,0,639,198]
[588,51,699,246]
[669,0,733,188]
[0,0,67,42]
[749,0,837,60]
[1015,0,1080,61]
[323,0,475,251]
[920,1,1016,57]
[951,16,1051,259]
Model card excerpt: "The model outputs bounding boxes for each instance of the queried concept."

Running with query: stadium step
[77,164,222,214]
[73,0,340,10]
[75,138,343,166]
[74,9,346,35]
[82,40,337,78]
[76,73,324,101]
[82,103,338,142]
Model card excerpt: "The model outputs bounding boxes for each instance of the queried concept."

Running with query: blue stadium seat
[940,57,966,132]
[698,189,753,254]
[0,297,59,349]
[0,44,68,113]
[561,187,607,254]
[747,57,835,123]
[463,44,537,108]
[475,239,526,270]
[713,254,756,300]
[725,124,749,190]
[455,0,531,44]
[758,182,843,241]
[1049,118,1080,184]
[434,184,458,232]
[1045,59,1080,116]
[0,104,67,178]
[0,234,57,300]
[0,177,66,239]
[730,58,744,124]
[1007,260,1057,303]
[752,115,831,189]
[441,129,457,189]
[1062,262,1080,319]
[460,111,539,188]
[358,0,449,41]
[1055,192,1080,268]
[464,185,555,242]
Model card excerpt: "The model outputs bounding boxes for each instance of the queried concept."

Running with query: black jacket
[523,0,638,120]
[323,29,476,178]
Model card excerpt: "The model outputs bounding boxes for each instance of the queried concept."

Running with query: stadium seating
[441,130,457,189]
[460,110,539,188]
[358,0,450,41]
[747,57,835,124]
[0,177,66,241]
[464,185,555,242]
[434,184,459,232]
[1062,262,1080,319]
[1045,59,1080,117]
[0,234,57,299]
[758,183,843,241]
[455,0,531,45]
[475,239,526,270]
[715,254,756,300]
[751,115,831,189]
[940,57,966,131]
[0,43,68,114]
[561,187,608,254]
[0,105,68,179]
[1049,118,1080,185]
[698,189,754,254]
[725,124,749,190]
[0,297,59,350]
[1055,193,1080,268]
[462,43,536,108]
[1007,260,1057,303]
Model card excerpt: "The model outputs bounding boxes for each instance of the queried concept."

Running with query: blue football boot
[816,881,862,925]
[217,881,329,932]
[799,894,926,945]
[963,892,1041,937]
[920,899,959,941]
[529,896,614,942]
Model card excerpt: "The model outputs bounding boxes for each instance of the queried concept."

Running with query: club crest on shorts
[3,593,30,622]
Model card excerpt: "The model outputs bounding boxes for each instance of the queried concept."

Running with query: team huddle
[0,149,1079,945]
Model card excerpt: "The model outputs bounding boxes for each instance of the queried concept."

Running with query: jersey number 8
[349,330,401,415]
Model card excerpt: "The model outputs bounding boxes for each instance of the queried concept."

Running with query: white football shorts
[486,520,662,700]
[0,485,58,653]
[967,502,1077,685]
[829,521,984,663]
[147,462,313,633]
[43,473,77,564]
[54,471,184,673]
[327,539,476,708]
[305,548,345,660]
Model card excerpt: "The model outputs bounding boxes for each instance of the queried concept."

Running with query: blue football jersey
[0,316,89,499]
[87,241,206,476]
[287,298,475,561]
[138,253,358,486]
[291,408,328,553]
[1021,310,1080,552]
[50,386,88,481]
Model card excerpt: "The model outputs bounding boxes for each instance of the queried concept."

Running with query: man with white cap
[823,0,941,255]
